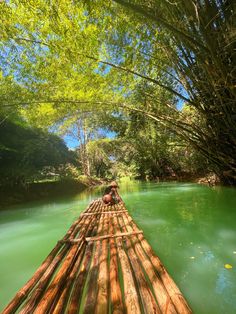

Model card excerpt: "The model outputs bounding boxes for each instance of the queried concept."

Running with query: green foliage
[0,0,235,184]
[111,111,209,180]
[0,115,76,186]
[112,0,236,183]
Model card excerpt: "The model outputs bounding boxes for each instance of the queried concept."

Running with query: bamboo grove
[0,0,235,184]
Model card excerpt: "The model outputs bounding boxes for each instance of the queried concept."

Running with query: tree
[111,0,236,184]
[0,115,76,186]
[1,0,235,184]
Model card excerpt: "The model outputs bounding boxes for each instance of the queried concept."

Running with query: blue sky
[63,130,117,149]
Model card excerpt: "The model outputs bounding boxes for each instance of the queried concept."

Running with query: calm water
[0,181,236,313]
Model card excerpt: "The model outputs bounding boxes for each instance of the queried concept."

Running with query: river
[0,180,236,313]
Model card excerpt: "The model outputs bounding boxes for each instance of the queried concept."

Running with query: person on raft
[102,181,122,205]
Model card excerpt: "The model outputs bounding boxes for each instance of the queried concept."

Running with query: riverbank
[0,173,220,209]
[0,180,88,209]
[0,175,113,209]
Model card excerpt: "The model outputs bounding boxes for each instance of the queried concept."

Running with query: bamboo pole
[121,210,178,313]
[18,203,99,314]
[30,244,83,313]
[50,242,86,314]
[83,212,104,314]
[67,201,103,314]
[109,214,124,314]
[51,202,103,314]
[85,230,143,242]
[30,201,101,314]
[112,214,141,314]
[115,210,161,314]
[67,242,94,314]
[95,210,109,314]
[1,201,92,314]
[81,210,127,216]
[18,244,72,314]
[120,204,192,314]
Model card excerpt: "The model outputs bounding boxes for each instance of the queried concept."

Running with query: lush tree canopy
[0,0,235,184]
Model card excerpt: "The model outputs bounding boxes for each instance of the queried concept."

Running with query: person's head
[109,181,119,188]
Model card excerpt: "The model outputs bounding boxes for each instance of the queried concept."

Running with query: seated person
[102,181,122,205]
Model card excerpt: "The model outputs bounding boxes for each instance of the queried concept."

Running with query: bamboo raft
[3,199,192,314]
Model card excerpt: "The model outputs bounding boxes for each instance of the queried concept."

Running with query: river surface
[0,181,236,313]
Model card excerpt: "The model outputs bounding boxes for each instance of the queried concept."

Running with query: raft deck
[3,200,192,314]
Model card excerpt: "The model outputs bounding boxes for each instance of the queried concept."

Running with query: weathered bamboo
[113,214,141,314]
[3,198,192,314]
[95,211,109,314]
[83,212,104,314]
[51,250,85,314]
[32,201,102,314]
[109,217,124,314]
[67,242,94,314]
[1,207,86,314]
[115,212,161,314]
[120,204,192,314]
[85,230,143,242]
[119,208,177,313]
[18,201,100,314]
[51,213,100,314]
[66,201,104,314]
[81,210,127,216]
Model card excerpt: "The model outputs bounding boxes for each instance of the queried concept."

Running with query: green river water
[0,181,236,313]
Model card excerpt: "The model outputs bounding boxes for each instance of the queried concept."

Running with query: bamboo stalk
[115,211,161,314]
[67,201,103,314]
[112,215,141,314]
[81,210,127,216]
[121,205,192,314]
[51,202,103,314]
[109,216,124,314]
[83,212,104,314]
[18,244,72,314]
[121,211,178,313]
[1,203,90,314]
[31,202,101,313]
[50,241,87,314]
[95,211,109,314]
[86,230,143,242]
[31,241,85,313]
[67,243,94,314]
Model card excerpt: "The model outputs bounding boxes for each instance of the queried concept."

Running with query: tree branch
[112,0,209,53]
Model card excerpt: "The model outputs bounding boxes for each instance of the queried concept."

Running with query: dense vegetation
[0,0,235,190]
[0,114,77,186]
